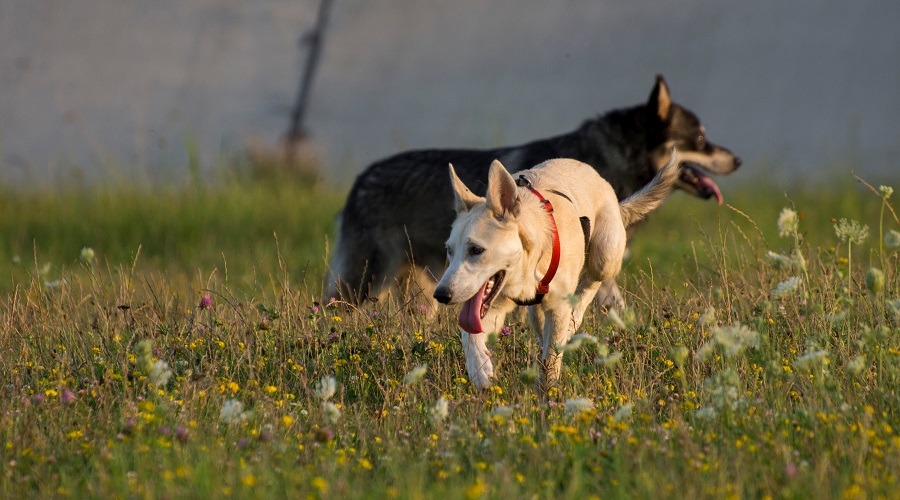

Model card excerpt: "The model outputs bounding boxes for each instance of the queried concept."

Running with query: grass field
[1,165,898,498]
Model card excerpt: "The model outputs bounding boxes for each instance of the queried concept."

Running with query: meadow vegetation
[1,164,898,498]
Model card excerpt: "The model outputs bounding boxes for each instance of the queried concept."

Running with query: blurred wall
[1,0,898,185]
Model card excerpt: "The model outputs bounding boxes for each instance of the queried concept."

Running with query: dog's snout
[433,287,452,304]
[734,156,743,168]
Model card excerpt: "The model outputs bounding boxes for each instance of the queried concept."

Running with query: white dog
[433,152,680,392]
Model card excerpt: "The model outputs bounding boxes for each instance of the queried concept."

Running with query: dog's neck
[503,186,557,302]
[578,107,660,198]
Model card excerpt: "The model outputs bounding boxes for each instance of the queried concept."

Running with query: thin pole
[285,0,334,161]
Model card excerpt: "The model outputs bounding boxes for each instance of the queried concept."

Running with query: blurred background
[1,0,898,187]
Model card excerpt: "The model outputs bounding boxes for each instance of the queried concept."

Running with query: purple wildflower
[501,326,511,336]
[61,389,76,404]
[199,294,212,309]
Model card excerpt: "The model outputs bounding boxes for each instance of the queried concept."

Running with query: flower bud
[865,268,884,294]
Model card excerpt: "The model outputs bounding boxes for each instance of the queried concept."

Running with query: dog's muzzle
[433,287,452,304]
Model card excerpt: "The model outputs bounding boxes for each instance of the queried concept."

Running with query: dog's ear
[486,160,519,219]
[647,74,672,122]
[448,164,481,213]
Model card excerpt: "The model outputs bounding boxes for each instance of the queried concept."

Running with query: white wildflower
[596,344,609,358]
[695,407,718,420]
[764,251,798,270]
[847,355,867,376]
[564,398,595,416]
[315,376,337,401]
[219,399,246,425]
[697,306,717,326]
[322,401,341,423]
[559,333,598,353]
[491,405,514,419]
[431,397,449,423]
[595,350,623,368]
[777,208,799,237]
[826,311,847,324]
[834,218,868,245]
[149,360,173,387]
[613,404,633,422]
[79,247,96,263]
[403,364,428,385]
[696,340,716,361]
[887,299,900,319]
[879,185,893,199]
[794,349,828,370]
[772,276,802,298]
[712,323,760,357]
[671,346,690,367]
[885,229,900,250]
[707,369,742,410]
[607,309,627,330]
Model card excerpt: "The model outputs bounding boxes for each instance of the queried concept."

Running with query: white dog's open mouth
[458,270,505,334]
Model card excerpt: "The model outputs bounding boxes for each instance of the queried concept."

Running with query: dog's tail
[618,148,681,228]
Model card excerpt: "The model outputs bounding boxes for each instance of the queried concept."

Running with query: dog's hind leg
[594,279,625,309]
[325,240,399,305]
[571,278,605,329]
[527,307,545,343]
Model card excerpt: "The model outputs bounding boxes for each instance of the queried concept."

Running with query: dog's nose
[734,156,743,168]
[433,288,452,304]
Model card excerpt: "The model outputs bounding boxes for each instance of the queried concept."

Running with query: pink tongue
[698,175,724,205]
[458,281,488,334]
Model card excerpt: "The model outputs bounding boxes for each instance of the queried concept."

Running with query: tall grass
[0,171,897,498]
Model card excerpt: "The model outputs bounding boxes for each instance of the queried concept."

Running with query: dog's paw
[461,331,494,389]
[595,280,626,309]
[467,357,494,389]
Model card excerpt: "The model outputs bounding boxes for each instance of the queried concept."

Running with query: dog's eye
[446,245,453,257]
[697,134,706,148]
[469,246,484,256]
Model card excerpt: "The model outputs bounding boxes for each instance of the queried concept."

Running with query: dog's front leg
[527,307,545,343]
[460,302,515,389]
[537,306,576,398]
[461,330,494,389]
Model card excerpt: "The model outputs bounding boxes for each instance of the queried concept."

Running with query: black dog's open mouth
[680,164,724,205]
[458,270,505,334]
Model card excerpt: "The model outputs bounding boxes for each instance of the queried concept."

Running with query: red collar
[513,175,560,306]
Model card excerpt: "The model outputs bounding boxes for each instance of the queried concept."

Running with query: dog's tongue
[698,175,724,205]
[459,281,488,334]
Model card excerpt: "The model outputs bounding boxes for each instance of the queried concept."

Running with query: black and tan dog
[325,76,740,308]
